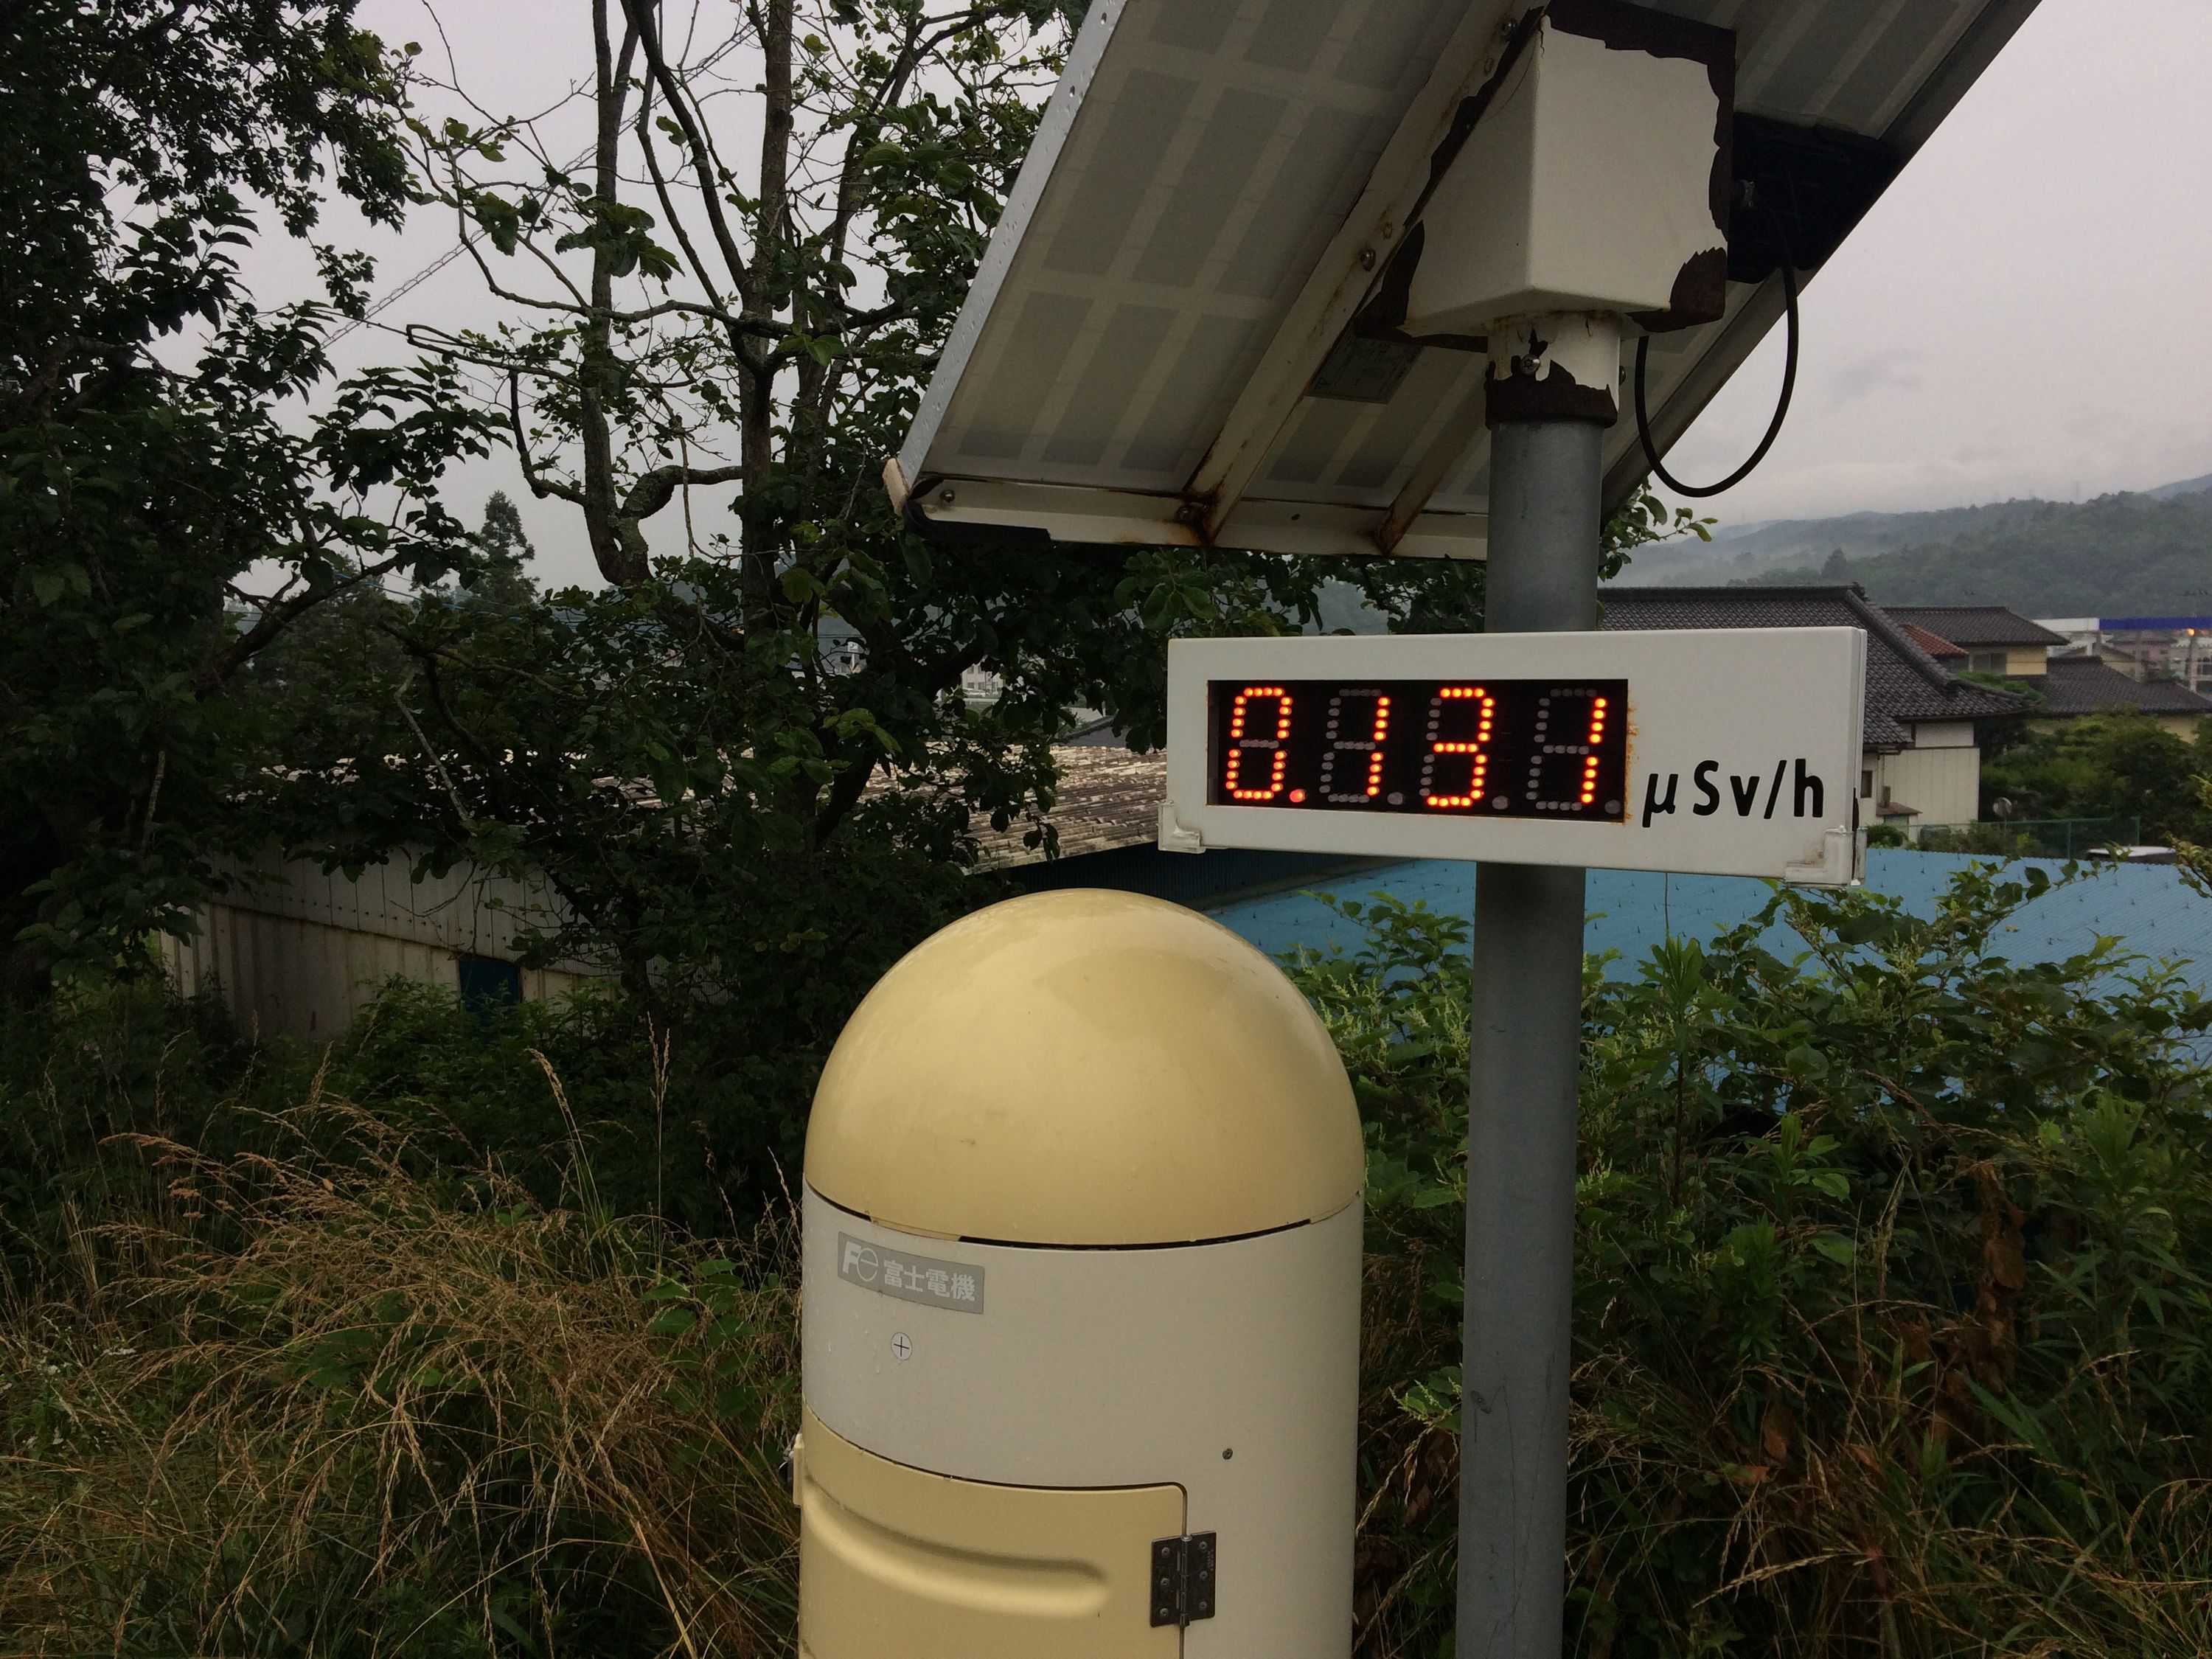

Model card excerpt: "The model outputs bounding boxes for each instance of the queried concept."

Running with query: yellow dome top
[806,889,1364,1246]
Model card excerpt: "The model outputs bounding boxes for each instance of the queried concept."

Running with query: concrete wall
[1908,721,1975,750]
[160,853,603,1043]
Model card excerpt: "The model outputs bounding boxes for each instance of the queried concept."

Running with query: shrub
[1293,866,2212,1658]
[7,863,2210,1656]
[0,966,845,1287]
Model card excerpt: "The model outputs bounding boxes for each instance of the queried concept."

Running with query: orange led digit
[1419,686,1496,810]
[1317,690,1394,804]
[1223,685,1294,801]
[1208,677,1627,822]
[1577,696,1608,805]
[1366,695,1392,798]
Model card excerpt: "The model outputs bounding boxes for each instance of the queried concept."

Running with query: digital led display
[1206,678,1630,821]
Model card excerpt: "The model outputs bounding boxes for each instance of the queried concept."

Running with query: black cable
[1633,249,1799,498]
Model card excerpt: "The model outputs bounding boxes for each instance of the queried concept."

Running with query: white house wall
[209,854,589,965]
[1909,722,1975,750]
[1875,745,1980,830]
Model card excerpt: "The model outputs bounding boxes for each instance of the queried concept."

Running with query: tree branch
[509,370,588,507]
[758,0,795,280]
[621,462,751,523]
[192,552,409,697]
[619,0,763,314]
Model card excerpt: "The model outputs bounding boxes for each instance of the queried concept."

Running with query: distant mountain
[2147,471,2212,501]
[1618,498,2082,588]
[1616,474,2212,617]
[1798,493,2212,616]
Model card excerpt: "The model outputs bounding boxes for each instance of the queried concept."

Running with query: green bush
[1292,866,2212,1658]
[1982,712,2212,844]
[7,863,2210,1656]
[1910,821,2029,855]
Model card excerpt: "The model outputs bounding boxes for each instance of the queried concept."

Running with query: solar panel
[891,0,2040,560]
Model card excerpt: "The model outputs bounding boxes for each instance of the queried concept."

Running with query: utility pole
[1457,317,1613,1658]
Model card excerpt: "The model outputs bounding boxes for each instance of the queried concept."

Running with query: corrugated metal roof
[1211,851,2212,1004]
[973,746,1165,867]
[1599,584,2031,749]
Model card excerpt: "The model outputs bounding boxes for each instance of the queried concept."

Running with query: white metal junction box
[1399,2,1733,341]
[796,889,1366,1659]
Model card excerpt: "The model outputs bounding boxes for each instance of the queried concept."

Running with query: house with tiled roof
[2036,655,2212,737]
[1601,586,2035,833]
[1885,608,2066,678]
[1892,605,2212,737]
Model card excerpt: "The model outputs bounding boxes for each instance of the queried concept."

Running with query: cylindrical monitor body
[796,889,1364,1659]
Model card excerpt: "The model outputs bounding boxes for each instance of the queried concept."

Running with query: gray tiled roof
[1599,585,2034,751]
[2039,655,2212,717]
[1885,607,2067,649]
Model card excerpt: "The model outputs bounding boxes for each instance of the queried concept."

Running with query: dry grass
[1565,1342,2212,1659]
[0,1093,798,1658]
[1353,1246,2212,1659]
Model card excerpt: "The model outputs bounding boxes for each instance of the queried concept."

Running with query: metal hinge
[1149,1532,1217,1628]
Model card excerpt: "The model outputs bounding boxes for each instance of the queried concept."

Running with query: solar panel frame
[893,0,2042,562]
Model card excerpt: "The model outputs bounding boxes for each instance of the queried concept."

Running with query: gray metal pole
[1458,417,1605,1658]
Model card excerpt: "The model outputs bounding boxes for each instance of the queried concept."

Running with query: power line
[327,130,600,347]
[329,29,748,347]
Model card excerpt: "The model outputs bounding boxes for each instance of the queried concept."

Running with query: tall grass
[0,1090,797,1657]
[4,860,2210,1655]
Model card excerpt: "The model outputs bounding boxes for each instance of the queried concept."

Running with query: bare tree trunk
[737,0,796,617]
[581,0,645,587]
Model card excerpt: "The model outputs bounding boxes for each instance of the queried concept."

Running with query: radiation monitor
[1161,628,1867,885]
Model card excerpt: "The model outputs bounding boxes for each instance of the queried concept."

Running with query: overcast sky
[314,0,2212,587]
[1658,0,2212,525]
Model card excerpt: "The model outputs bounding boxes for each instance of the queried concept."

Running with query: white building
[161,853,602,1043]
[1601,586,2034,836]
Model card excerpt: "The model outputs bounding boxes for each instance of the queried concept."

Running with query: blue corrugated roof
[1211,851,2212,993]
